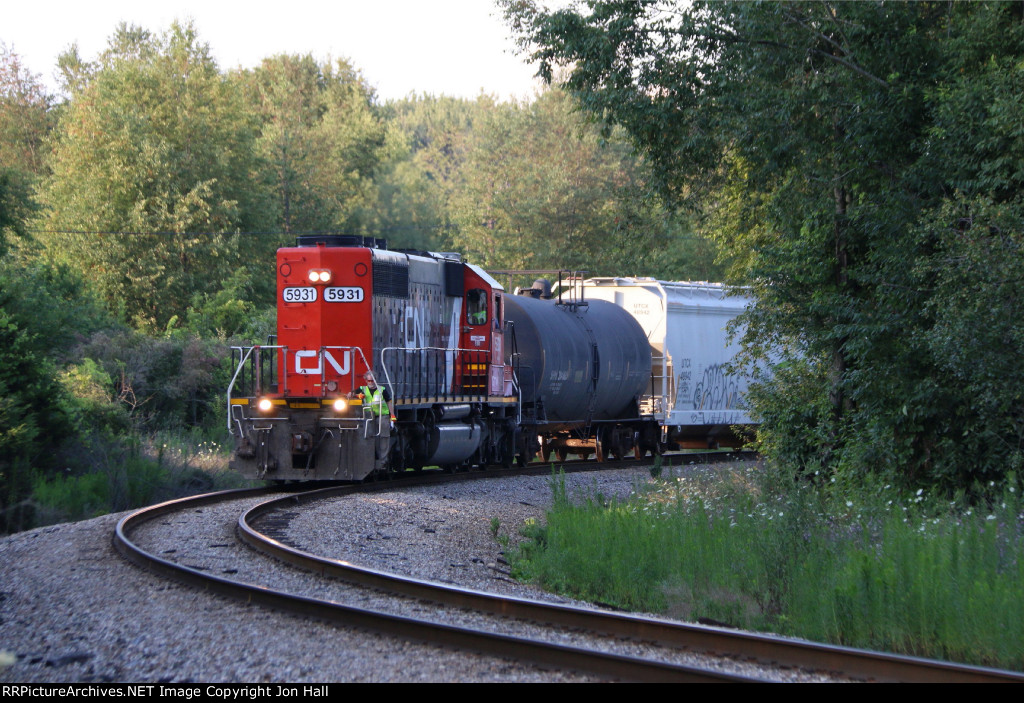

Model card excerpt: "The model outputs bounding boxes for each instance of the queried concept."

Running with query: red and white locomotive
[228,235,523,480]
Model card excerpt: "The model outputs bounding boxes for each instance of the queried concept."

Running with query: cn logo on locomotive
[294,349,351,376]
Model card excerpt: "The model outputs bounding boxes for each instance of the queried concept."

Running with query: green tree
[0,45,50,255]
[37,22,272,330]
[0,310,68,532]
[370,94,483,251]
[0,248,120,532]
[505,1,1024,489]
[0,43,51,179]
[449,86,716,278]
[238,54,387,238]
[0,169,33,254]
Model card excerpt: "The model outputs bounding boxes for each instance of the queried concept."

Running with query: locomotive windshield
[467,289,487,326]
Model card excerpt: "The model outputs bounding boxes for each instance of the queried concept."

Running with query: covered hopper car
[561,277,753,453]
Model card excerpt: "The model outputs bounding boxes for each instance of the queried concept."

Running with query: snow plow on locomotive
[227,236,751,481]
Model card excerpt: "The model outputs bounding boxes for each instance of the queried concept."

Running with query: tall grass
[506,465,1024,670]
[29,431,249,527]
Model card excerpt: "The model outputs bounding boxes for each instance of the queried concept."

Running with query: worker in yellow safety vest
[355,371,392,468]
[358,371,391,417]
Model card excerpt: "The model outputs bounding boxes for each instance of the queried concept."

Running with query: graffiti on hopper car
[676,363,746,411]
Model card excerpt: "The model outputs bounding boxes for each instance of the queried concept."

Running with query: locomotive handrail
[320,345,371,397]
[229,402,247,437]
[227,343,378,433]
[228,344,288,391]
[227,344,289,416]
[226,346,258,432]
[379,345,496,403]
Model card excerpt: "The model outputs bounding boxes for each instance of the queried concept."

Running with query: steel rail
[239,482,1024,684]
[114,486,760,683]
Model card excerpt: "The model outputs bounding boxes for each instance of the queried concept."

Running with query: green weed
[28,430,248,527]
[508,465,1024,670]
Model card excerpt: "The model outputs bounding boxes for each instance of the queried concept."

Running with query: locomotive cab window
[467,289,487,326]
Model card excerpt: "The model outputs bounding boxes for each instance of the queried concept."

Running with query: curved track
[113,464,1024,683]
[114,484,756,681]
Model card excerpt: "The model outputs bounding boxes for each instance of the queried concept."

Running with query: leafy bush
[31,432,247,527]
[72,329,228,433]
[0,309,70,532]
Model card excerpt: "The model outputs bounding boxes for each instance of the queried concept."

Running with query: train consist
[227,236,751,480]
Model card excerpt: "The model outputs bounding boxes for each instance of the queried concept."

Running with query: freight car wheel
[595,432,607,463]
[556,448,568,463]
[537,439,551,463]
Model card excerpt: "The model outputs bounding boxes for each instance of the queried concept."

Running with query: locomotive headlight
[308,269,332,284]
[332,398,347,412]
[257,397,273,413]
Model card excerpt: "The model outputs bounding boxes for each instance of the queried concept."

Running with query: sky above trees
[5,0,561,102]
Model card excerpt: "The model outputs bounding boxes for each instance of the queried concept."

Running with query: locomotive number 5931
[324,286,364,302]
[282,286,317,303]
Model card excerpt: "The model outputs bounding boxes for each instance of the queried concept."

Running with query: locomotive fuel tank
[504,294,651,429]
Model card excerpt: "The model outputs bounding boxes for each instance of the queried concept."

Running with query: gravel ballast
[0,465,840,682]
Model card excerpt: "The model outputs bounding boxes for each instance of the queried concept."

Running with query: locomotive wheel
[500,427,515,468]
[514,430,529,467]
[499,437,513,469]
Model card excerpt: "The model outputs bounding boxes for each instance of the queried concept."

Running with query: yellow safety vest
[360,385,389,417]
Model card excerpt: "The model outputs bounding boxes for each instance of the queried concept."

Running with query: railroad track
[113,461,1024,683]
